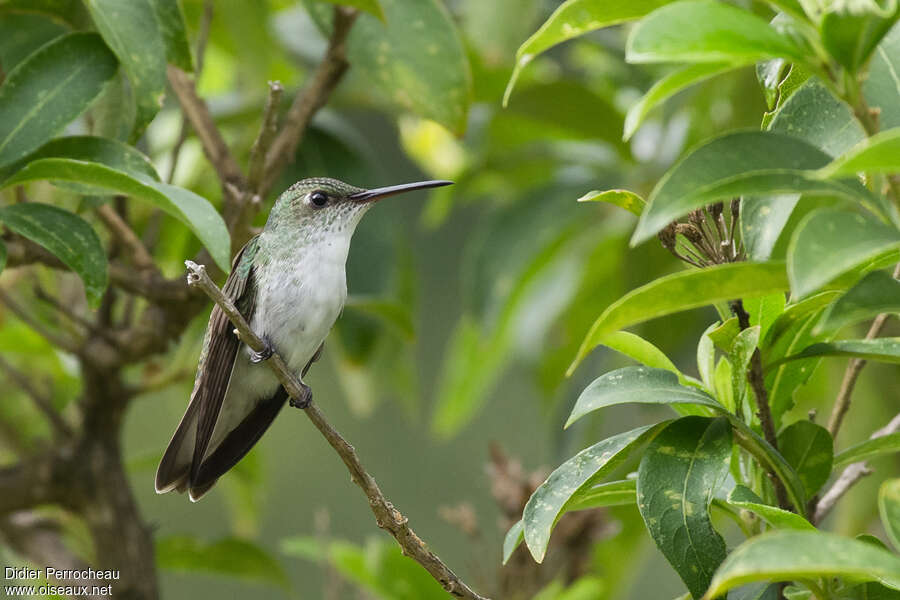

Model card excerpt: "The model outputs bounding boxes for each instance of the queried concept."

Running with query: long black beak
[348,179,453,203]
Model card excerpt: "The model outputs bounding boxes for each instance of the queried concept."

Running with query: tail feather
[155,400,199,494]
[187,387,288,500]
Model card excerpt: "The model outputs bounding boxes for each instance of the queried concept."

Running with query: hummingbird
[155,177,452,501]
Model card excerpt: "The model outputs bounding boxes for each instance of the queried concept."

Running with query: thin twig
[261,7,358,197]
[0,355,73,439]
[167,0,214,185]
[731,299,792,511]
[32,283,120,347]
[815,411,900,523]
[0,287,82,354]
[167,65,245,190]
[184,261,489,600]
[246,81,284,198]
[95,204,156,270]
[827,263,900,437]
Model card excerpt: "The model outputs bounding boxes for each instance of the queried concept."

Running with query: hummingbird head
[265,177,452,238]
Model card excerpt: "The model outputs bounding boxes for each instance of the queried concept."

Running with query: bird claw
[290,383,312,409]
[249,337,274,364]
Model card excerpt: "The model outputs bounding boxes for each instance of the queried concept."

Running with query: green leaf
[150,0,194,71]
[879,478,900,552]
[0,13,68,73]
[343,296,415,340]
[818,127,900,178]
[0,239,6,273]
[698,322,717,391]
[565,366,807,513]
[775,338,900,365]
[156,535,289,589]
[777,420,833,496]
[769,79,865,158]
[84,0,167,138]
[788,208,900,299]
[0,32,118,168]
[730,326,760,416]
[570,262,789,374]
[816,270,900,333]
[312,0,385,20]
[562,479,638,512]
[632,131,876,245]
[866,22,900,130]
[310,0,471,134]
[523,423,666,562]
[726,485,816,530]
[590,331,687,382]
[821,2,900,72]
[503,0,671,105]
[834,431,900,466]
[709,317,741,353]
[740,195,800,261]
[566,367,721,428]
[0,203,107,306]
[624,63,735,141]
[430,315,508,438]
[714,355,735,413]
[637,416,731,599]
[757,59,790,110]
[764,293,838,423]
[577,189,645,217]
[0,135,160,185]
[502,520,524,565]
[626,0,809,64]
[745,293,787,341]
[705,531,900,598]
[1,159,231,272]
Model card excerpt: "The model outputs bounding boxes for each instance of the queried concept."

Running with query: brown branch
[167,0,214,185]
[827,263,900,438]
[0,287,82,354]
[0,355,73,439]
[815,411,900,523]
[166,65,245,191]
[0,452,76,515]
[261,6,358,197]
[731,299,791,511]
[185,261,489,600]
[0,512,107,600]
[95,204,156,270]
[247,81,284,198]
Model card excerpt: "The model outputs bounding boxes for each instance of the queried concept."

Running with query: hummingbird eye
[309,191,328,207]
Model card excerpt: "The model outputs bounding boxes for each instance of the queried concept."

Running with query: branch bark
[0,355,73,439]
[261,7,358,198]
[815,411,900,523]
[827,263,900,438]
[185,261,490,600]
[166,65,245,192]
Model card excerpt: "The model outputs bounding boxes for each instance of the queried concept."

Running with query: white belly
[205,240,349,455]
[251,256,347,374]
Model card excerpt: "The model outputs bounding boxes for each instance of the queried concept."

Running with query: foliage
[505,0,900,598]
[2,0,900,599]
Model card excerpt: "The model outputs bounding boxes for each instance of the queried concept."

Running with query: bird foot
[249,336,274,364]
[290,383,313,409]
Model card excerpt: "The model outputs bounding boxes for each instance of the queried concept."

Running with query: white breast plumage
[251,234,350,374]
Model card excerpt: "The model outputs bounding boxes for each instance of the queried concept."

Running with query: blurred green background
[1,1,898,598]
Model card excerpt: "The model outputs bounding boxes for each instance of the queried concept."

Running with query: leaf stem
[730,299,791,511]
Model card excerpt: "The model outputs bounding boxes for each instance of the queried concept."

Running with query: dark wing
[188,342,325,500]
[155,237,260,495]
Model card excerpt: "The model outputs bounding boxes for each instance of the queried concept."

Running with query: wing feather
[155,237,259,494]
